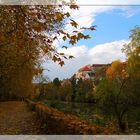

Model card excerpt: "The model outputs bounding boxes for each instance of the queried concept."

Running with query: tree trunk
[118,115,128,132]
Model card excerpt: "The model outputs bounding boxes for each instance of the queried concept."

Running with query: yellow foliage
[106,60,128,81]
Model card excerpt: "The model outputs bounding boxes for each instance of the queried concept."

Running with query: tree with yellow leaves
[0,4,95,100]
[95,60,137,132]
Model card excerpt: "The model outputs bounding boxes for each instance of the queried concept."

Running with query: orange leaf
[70,19,78,28]
[59,61,64,67]
[52,56,57,62]
[70,5,79,9]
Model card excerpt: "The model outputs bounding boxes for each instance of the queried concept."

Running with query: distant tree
[75,79,93,102]
[94,65,109,86]
[44,82,57,100]
[85,91,95,103]
[33,74,50,100]
[70,76,77,100]
[59,80,73,101]
[53,77,61,87]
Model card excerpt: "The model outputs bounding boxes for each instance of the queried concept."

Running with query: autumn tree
[123,26,140,76]
[75,79,93,102]
[33,74,50,100]
[122,26,140,106]
[95,60,130,131]
[0,4,94,100]
[70,76,77,101]
[95,56,140,132]
[59,80,73,101]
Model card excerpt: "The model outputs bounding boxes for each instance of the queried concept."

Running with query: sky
[43,4,140,80]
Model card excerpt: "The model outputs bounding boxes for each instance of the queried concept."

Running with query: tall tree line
[0,5,93,100]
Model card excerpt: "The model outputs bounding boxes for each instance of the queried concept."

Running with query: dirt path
[0,101,47,134]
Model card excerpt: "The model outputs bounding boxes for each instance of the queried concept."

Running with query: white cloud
[118,6,140,18]
[69,6,113,28]
[43,3,139,80]
[66,0,140,29]
[54,4,140,48]
[44,40,129,80]
[69,5,140,29]
[53,6,113,48]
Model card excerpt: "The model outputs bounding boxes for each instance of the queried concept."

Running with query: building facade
[74,64,110,82]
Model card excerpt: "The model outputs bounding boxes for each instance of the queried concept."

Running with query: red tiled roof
[79,66,91,71]
[92,64,107,67]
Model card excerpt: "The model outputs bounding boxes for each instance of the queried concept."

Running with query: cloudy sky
[43,1,140,80]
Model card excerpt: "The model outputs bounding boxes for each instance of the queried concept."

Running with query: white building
[75,64,110,81]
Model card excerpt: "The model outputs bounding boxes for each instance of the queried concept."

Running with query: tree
[122,26,140,77]
[33,74,50,100]
[122,26,140,106]
[100,27,140,131]
[0,4,94,100]
[70,76,77,101]
[75,79,93,102]
[59,80,73,101]
[43,82,57,100]
[53,78,61,87]
[95,60,130,131]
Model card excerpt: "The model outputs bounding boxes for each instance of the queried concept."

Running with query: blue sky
[44,5,140,80]
[76,6,140,47]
